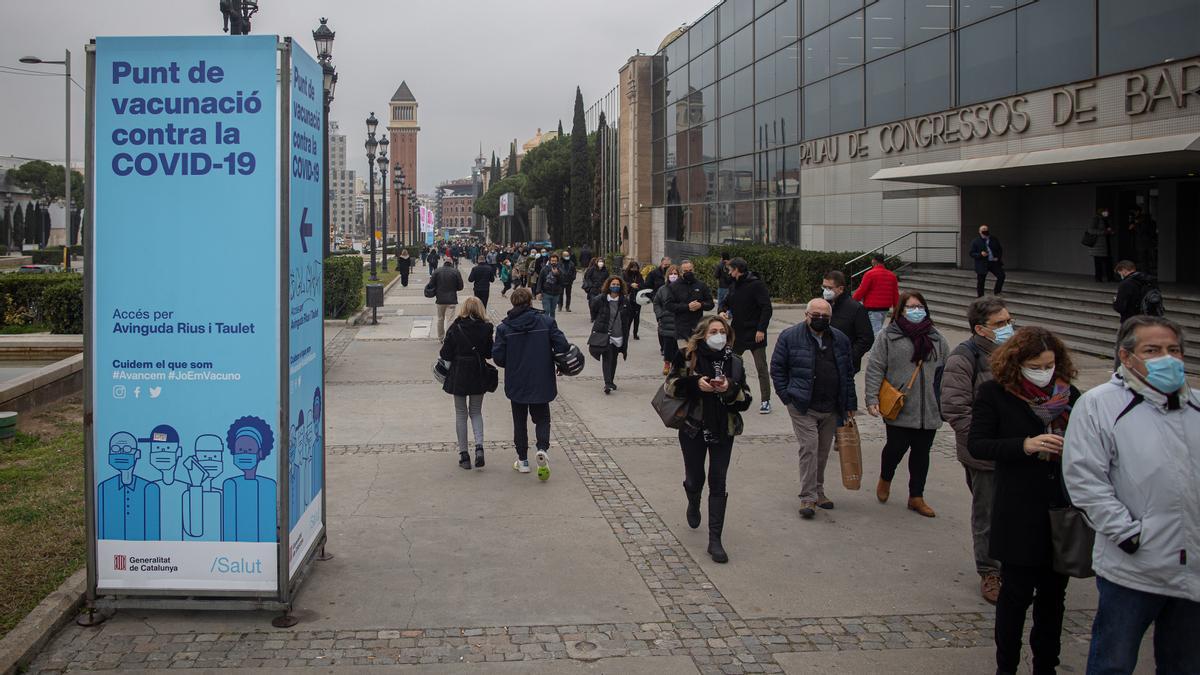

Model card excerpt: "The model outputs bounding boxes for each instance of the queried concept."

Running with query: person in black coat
[395,249,414,287]
[578,245,593,270]
[664,260,715,345]
[581,259,610,320]
[426,248,439,276]
[622,260,646,340]
[431,260,464,341]
[718,258,774,414]
[557,249,578,313]
[588,276,636,395]
[968,224,1006,297]
[822,270,874,372]
[969,326,1082,675]
[439,297,495,470]
[645,256,672,294]
[468,257,496,308]
[1112,260,1156,324]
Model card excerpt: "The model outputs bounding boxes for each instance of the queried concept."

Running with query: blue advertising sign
[286,44,325,579]
[92,36,280,592]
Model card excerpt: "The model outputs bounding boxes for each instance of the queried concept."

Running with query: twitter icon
[149,386,162,399]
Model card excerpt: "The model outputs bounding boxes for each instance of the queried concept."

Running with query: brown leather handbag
[878,360,922,422]
[836,417,863,490]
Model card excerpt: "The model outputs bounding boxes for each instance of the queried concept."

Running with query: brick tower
[388,81,419,244]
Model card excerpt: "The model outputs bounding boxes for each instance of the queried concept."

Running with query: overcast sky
[0,0,709,190]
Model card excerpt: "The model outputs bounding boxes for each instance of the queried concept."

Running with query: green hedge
[0,273,80,328]
[42,278,84,334]
[689,244,899,303]
[29,248,67,265]
[324,255,364,319]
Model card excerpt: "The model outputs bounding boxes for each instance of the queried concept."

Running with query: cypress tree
[507,141,518,178]
[24,203,36,245]
[557,120,564,138]
[568,87,592,247]
[11,203,24,250]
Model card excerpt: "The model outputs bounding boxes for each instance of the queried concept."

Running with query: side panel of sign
[93,36,280,592]
[286,44,325,579]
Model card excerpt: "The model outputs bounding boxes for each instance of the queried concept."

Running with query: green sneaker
[535,450,550,481]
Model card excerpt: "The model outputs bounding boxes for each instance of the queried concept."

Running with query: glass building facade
[652,0,1200,251]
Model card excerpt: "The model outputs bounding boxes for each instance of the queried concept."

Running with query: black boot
[458,451,472,470]
[474,445,485,468]
[684,482,702,529]
[707,492,729,563]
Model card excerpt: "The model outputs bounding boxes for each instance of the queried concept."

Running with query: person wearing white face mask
[653,265,681,376]
[969,326,1082,675]
[822,270,873,373]
[664,315,752,564]
[1064,316,1200,675]
[941,296,1012,604]
[865,291,948,518]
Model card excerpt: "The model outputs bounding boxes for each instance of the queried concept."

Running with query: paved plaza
[30,268,1158,674]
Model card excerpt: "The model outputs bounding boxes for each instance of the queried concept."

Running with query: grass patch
[0,324,50,335]
[0,395,85,638]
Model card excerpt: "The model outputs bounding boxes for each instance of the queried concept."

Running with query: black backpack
[1138,277,1166,317]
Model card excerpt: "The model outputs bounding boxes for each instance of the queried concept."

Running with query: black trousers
[879,425,936,497]
[601,344,620,387]
[994,563,1068,675]
[474,288,489,308]
[511,402,550,460]
[558,282,574,310]
[976,261,1006,296]
[659,334,679,364]
[400,270,410,287]
[630,305,642,337]
[679,430,733,495]
[1092,256,1116,282]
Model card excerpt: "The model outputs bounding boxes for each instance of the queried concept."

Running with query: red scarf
[1010,377,1072,434]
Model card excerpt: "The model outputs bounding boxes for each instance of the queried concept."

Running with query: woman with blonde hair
[664,314,752,563]
[439,296,495,470]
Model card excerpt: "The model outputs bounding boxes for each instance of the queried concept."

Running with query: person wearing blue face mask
[221,416,277,543]
[865,291,949,518]
[97,431,160,540]
[1064,316,1200,675]
[143,424,185,540]
[589,276,636,395]
[182,434,225,541]
[941,296,1011,604]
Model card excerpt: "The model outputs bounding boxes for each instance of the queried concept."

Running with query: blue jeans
[1087,576,1200,675]
[541,293,559,318]
[717,286,728,310]
[867,310,887,336]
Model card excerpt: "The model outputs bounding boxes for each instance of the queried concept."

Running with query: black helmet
[432,358,451,384]
[554,344,585,376]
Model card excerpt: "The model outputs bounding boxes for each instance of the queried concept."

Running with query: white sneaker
[513,459,531,473]
[760,401,772,414]
[535,450,550,481]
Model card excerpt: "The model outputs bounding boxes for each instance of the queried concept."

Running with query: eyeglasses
[110,444,137,454]
[807,313,831,320]
[986,319,1014,329]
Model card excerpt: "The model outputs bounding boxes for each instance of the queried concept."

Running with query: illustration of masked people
[97,431,160,540]
[182,434,225,541]
[221,416,277,542]
[308,387,323,506]
[143,424,186,540]
[288,410,309,527]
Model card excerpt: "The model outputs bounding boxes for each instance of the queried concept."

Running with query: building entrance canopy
[870,133,1200,186]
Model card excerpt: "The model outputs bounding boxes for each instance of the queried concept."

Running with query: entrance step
[899,268,1200,375]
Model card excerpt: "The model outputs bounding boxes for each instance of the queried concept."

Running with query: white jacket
[1063,373,1200,602]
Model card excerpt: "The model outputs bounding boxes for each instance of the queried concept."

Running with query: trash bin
[366,283,384,308]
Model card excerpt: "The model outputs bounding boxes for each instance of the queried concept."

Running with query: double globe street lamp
[377,136,389,272]
[364,113,379,281]
[312,17,336,258]
[392,164,406,248]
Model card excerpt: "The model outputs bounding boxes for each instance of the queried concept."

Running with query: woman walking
[865,290,948,517]
[588,276,635,395]
[622,260,645,339]
[581,258,609,320]
[499,259,513,296]
[664,315,752,563]
[653,265,680,376]
[439,297,494,470]
[969,326,1080,675]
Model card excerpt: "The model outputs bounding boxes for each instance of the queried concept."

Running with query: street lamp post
[19,50,70,268]
[393,164,405,247]
[408,188,419,248]
[365,113,379,281]
[376,138,389,272]
[312,17,335,258]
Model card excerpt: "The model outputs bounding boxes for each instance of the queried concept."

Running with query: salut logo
[113,554,127,571]
[210,556,264,575]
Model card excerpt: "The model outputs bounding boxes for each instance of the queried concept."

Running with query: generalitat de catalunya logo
[113,554,126,571]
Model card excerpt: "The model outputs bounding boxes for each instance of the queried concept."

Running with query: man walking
[557,249,577,312]
[968,224,1006,297]
[534,253,566,319]
[431,258,463,341]
[822,270,873,372]
[426,247,439,277]
[1113,260,1162,324]
[492,288,571,481]
[940,296,1011,605]
[852,254,899,336]
[665,260,714,347]
[645,256,672,294]
[719,258,774,414]
[770,298,857,519]
[468,255,495,308]
[1064,316,1199,674]
[714,251,733,308]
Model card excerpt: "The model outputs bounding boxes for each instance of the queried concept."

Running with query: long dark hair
[990,326,1077,388]
[604,276,626,295]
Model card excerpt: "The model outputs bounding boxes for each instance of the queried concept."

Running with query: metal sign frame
[83,37,325,615]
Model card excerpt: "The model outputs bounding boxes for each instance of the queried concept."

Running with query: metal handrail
[848,230,959,288]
